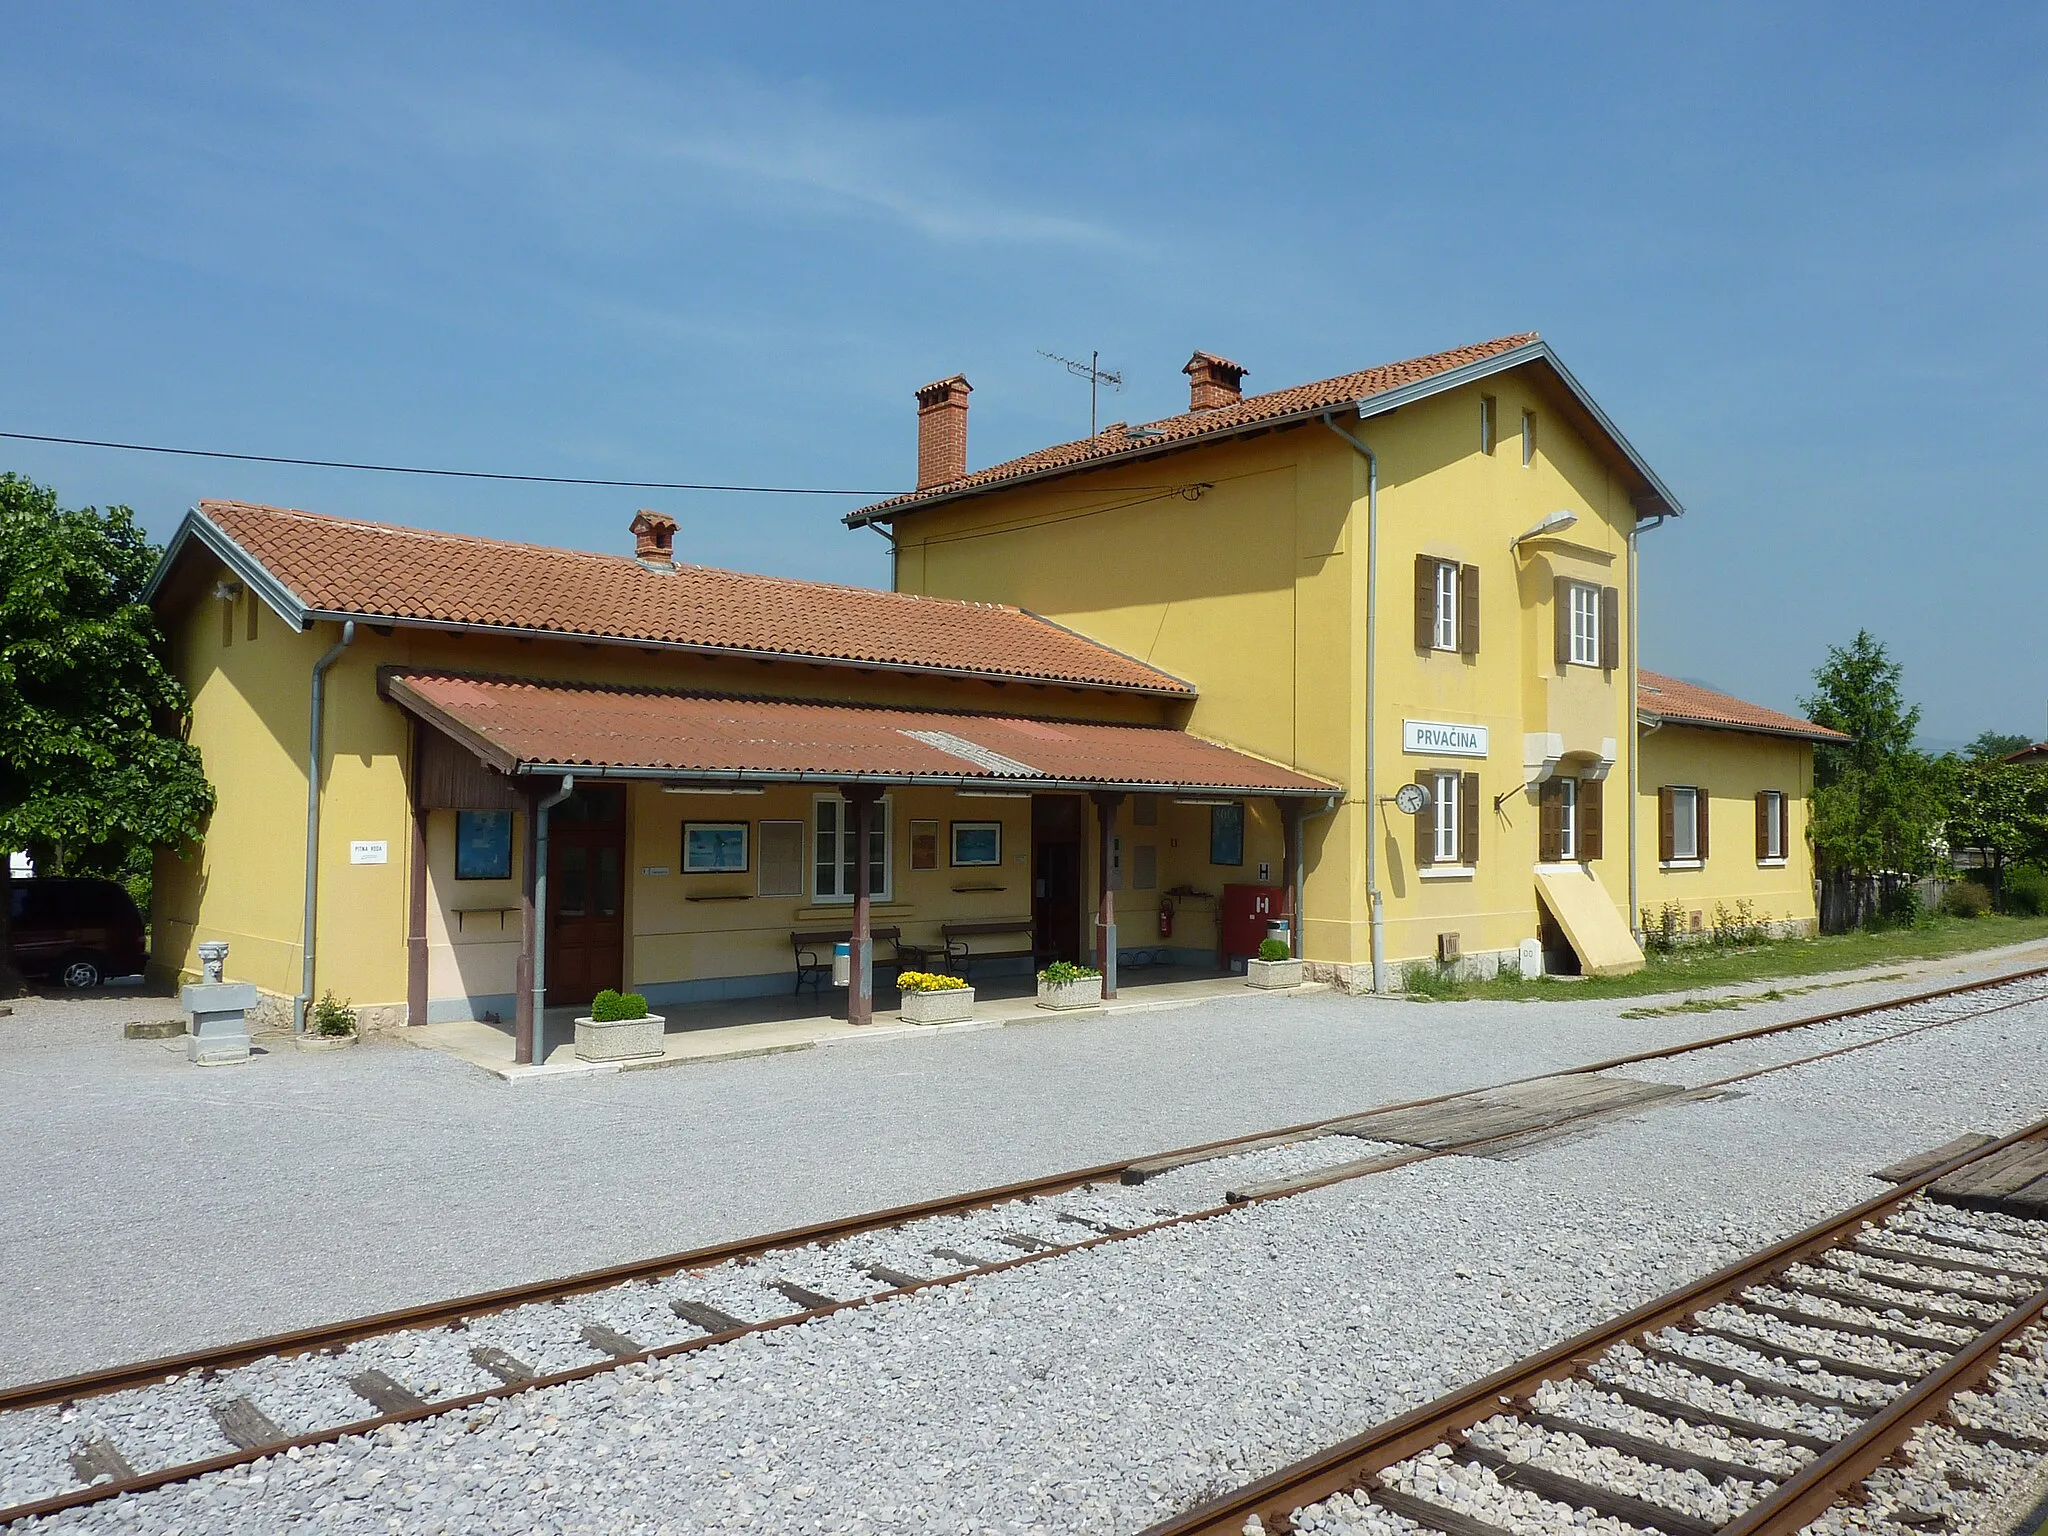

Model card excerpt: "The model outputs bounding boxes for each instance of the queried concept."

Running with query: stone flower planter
[574,1012,667,1063]
[900,986,975,1026]
[1036,974,1103,1011]
[298,1031,358,1053]
[1246,957,1304,990]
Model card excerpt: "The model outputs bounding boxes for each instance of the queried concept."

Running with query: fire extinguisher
[1158,896,1174,939]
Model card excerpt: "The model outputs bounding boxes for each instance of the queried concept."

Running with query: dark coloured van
[6,878,148,988]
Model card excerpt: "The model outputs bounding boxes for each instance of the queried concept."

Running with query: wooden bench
[791,927,901,996]
[941,919,1045,981]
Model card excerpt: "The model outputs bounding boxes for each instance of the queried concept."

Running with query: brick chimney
[1183,351,1247,412]
[630,509,678,568]
[915,374,972,489]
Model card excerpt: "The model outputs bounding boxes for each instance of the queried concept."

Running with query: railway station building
[145,332,1844,1052]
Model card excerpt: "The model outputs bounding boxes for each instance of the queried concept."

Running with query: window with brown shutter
[1414,555,1437,652]
[1459,773,1480,867]
[1539,779,1563,863]
[1755,792,1770,862]
[1458,564,1480,655]
[1777,793,1790,861]
[1579,779,1603,860]
[1599,586,1620,670]
[1413,771,1435,868]
[1755,790,1787,863]
[1695,789,1710,861]
[1553,574,1572,665]
[1658,786,1675,863]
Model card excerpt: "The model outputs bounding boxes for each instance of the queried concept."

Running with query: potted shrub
[574,989,666,1063]
[1246,937,1303,990]
[896,970,975,1025]
[300,990,358,1052]
[1036,960,1103,1011]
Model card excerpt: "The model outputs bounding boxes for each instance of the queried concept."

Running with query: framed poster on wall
[682,822,749,874]
[1209,802,1244,866]
[909,818,940,870]
[455,810,513,880]
[950,821,1002,867]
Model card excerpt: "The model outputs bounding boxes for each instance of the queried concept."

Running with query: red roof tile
[194,500,1188,695]
[1639,670,1848,742]
[384,671,1336,794]
[851,333,1541,521]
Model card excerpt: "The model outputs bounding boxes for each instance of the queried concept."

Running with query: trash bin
[831,942,851,988]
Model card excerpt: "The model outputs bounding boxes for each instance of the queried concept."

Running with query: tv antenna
[1038,349,1122,437]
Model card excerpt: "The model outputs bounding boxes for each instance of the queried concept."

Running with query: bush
[589,988,650,1022]
[898,971,968,993]
[1401,960,1463,1000]
[2002,867,2048,917]
[310,991,356,1037]
[1639,901,1688,953]
[1710,899,1772,948]
[1256,938,1291,962]
[1037,961,1100,985]
[1941,881,1993,919]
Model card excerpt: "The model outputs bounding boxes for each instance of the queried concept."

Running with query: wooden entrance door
[1032,794,1085,964]
[546,785,626,1006]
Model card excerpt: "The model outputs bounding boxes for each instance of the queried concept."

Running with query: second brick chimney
[915,374,972,488]
[1183,351,1247,412]
[631,509,678,568]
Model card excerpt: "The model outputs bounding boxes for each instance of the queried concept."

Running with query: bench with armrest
[940,919,1046,981]
[791,927,902,996]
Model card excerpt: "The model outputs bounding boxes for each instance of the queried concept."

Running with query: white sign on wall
[1402,719,1489,758]
[349,841,389,865]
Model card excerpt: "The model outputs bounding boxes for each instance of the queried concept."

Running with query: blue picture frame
[683,822,749,874]
[455,810,513,880]
[950,820,1002,867]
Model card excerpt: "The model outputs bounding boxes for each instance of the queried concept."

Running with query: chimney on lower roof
[631,509,678,568]
[1183,351,1247,412]
[915,374,972,489]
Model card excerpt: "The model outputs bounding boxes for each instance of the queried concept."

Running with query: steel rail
[2,963,2044,1526]
[1136,1115,2048,1536]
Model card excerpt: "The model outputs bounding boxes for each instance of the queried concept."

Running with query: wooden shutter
[1579,779,1603,861]
[1777,793,1790,861]
[1600,586,1620,670]
[1458,564,1480,655]
[1413,771,1435,867]
[1658,786,1675,862]
[1755,792,1770,861]
[1459,773,1480,867]
[1415,555,1438,651]
[1554,575,1572,665]
[1538,779,1563,863]
[1695,789,1710,861]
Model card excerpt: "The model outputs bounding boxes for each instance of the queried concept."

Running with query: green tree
[0,474,214,990]
[1945,758,2048,904]
[1801,631,1947,931]
[1967,730,2034,761]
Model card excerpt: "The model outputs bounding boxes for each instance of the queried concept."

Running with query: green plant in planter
[310,991,357,1037]
[589,989,650,1022]
[1256,937,1291,962]
[1037,960,1101,985]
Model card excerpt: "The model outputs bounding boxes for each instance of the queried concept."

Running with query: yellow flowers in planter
[898,971,969,993]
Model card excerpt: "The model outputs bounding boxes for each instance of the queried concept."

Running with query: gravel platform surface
[7,942,2047,1388]
[17,977,2048,1533]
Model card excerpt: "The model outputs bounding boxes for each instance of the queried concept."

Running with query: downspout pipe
[529,773,576,1057]
[296,619,356,1033]
[1627,511,1669,942]
[1322,411,1386,992]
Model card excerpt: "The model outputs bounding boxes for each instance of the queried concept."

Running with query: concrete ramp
[1534,866,1645,976]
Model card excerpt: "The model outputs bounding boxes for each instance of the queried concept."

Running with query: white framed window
[1521,409,1537,467]
[1433,770,1462,864]
[1480,395,1497,455]
[1568,582,1600,667]
[813,793,891,902]
[1759,790,1786,863]
[1558,777,1577,861]
[1433,562,1459,651]
[1671,787,1700,861]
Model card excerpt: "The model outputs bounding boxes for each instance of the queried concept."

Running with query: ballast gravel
[16,991,2048,1534]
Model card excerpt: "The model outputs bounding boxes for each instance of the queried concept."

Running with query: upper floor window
[1414,555,1478,655]
[1554,578,1620,670]
[1480,395,1497,455]
[1660,785,1706,865]
[814,793,891,902]
[1521,409,1537,467]
[1756,790,1788,864]
[1540,776,1604,862]
[1569,582,1599,666]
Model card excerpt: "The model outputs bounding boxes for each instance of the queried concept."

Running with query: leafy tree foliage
[1944,758,2048,905]
[1801,631,1946,931]
[0,474,213,986]
[1967,730,2034,762]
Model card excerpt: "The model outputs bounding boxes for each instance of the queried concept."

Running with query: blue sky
[2,4,2042,743]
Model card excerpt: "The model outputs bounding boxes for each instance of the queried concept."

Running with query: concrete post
[1092,791,1124,998]
[846,784,881,1025]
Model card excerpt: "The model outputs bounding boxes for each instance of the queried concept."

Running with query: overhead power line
[0,430,903,497]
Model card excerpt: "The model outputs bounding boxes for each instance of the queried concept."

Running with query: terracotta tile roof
[1639,669,1849,742]
[384,671,1337,794]
[850,333,1541,522]
[191,500,1189,695]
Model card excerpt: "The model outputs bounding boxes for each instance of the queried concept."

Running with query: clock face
[1395,782,1431,815]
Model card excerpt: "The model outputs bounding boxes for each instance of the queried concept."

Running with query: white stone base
[900,987,974,1025]
[297,1032,357,1053]
[1036,976,1104,1010]
[1246,957,1304,990]
[575,1013,667,1062]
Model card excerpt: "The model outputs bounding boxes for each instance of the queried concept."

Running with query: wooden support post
[514,792,538,1064]
[1092,791,1125,998]
[1279,797,1304,959]
[846,784,881,1026]
[406,729,429,1029]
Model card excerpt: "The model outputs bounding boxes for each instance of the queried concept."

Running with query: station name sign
[1402,719,1489,758]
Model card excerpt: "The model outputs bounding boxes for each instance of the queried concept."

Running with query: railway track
[3,964,2047,1527]
[1141,1124,2048,1536]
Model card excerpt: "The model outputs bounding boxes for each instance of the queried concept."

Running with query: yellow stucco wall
[1637,724,1818,936]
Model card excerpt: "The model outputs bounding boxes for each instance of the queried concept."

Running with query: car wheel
[61,957,104,989]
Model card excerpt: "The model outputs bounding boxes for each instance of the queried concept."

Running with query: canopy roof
[383,670,1337,796]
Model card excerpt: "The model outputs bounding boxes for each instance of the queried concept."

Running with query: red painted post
[513,790,537,1064]
[1092,791,1124,998]
[848,785,879,1025]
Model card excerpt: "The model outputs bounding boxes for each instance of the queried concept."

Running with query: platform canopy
[382,670,1340,797]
